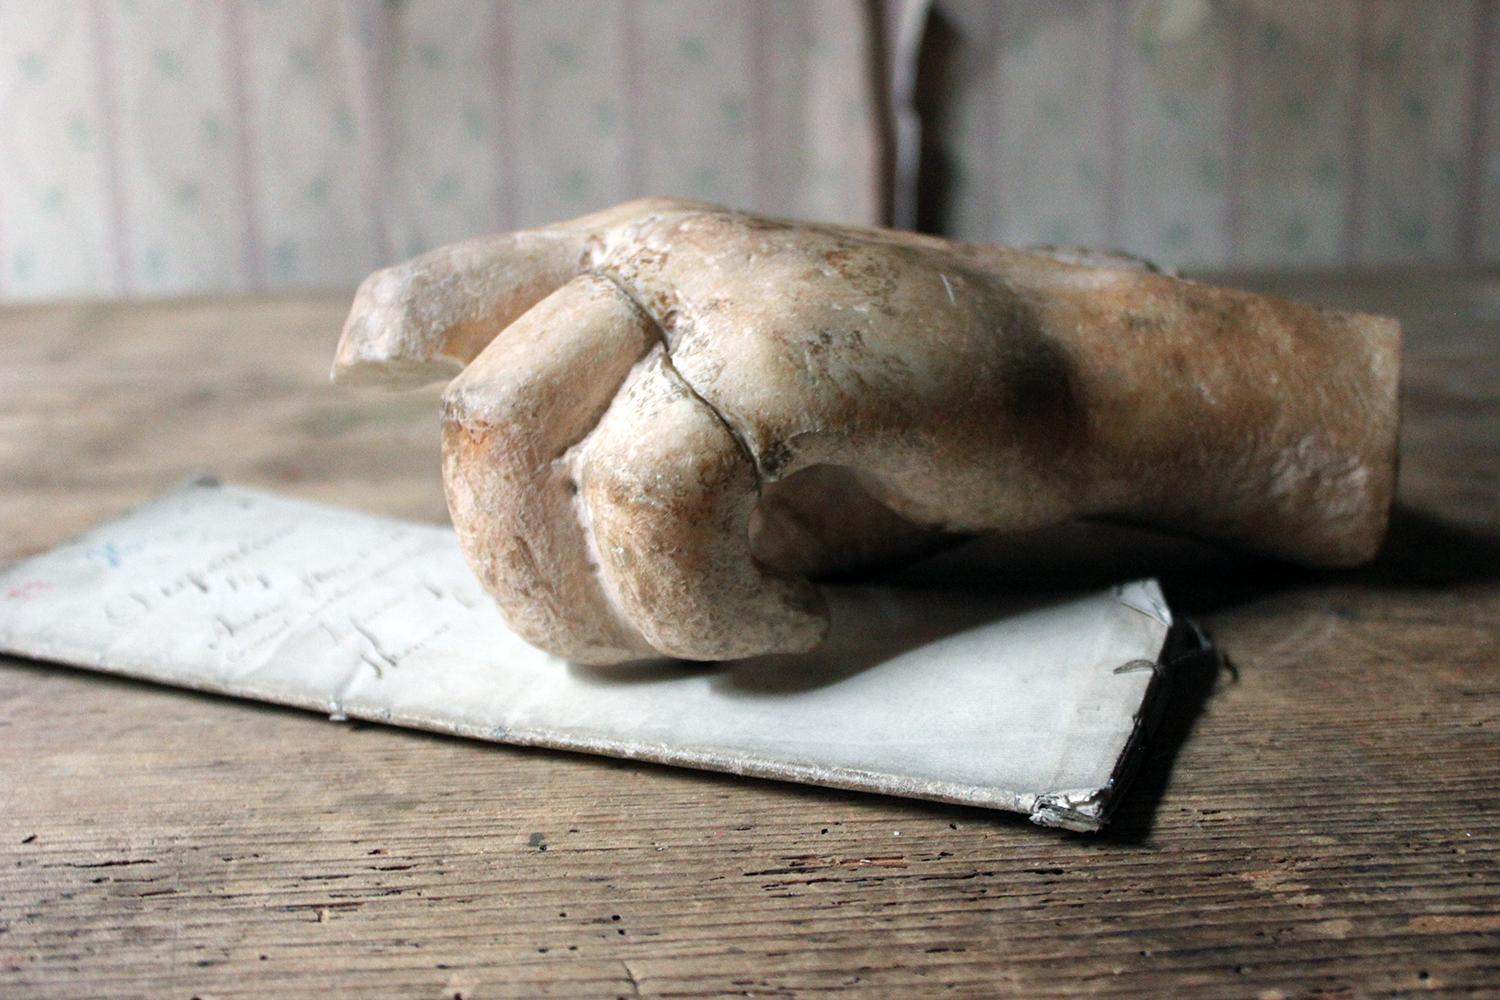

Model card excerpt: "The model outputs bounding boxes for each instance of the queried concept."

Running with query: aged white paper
[0,479,1174,831]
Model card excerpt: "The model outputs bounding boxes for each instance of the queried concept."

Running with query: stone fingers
[333,197,717,388]
[579,347,829,661]
[440,274,658,664]
[441,269,827,663]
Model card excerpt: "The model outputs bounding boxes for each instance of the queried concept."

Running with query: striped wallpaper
[928,0,1500,268]
[0,0,879,299]
[0,0,1496,301]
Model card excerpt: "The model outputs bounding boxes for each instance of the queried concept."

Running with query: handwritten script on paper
[0,479,1175,831]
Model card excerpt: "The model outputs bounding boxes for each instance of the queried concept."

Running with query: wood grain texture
[2,273,1498,998]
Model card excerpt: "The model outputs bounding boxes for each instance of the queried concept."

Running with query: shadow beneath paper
[1096,622,1228,843]
[927,503,1500,837]
[568,503,1500,833]
[864,504,1500,835]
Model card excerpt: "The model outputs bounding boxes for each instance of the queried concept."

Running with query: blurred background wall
[0,0,881,298]
[0,0,1495,302]
[923,0,1500,271]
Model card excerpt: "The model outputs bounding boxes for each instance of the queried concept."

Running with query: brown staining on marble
[336,198,1402,664]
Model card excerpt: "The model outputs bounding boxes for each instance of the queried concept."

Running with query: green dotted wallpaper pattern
[933,0,1499,269]
[0,0,879,298]
[0,0,1496,300]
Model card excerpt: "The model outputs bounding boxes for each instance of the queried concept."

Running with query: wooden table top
[2,272,1497,998]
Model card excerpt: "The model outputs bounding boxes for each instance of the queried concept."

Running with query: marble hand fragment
[335,199,1401,664]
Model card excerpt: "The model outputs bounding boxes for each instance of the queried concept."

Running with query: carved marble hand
[335,198,1400,664]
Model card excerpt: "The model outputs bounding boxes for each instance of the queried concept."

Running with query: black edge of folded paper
[1031,617,1214,832]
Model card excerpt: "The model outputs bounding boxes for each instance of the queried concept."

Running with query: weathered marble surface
[337,200,1401,664]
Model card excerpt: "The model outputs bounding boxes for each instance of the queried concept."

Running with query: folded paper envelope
[0,479,1178,831]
